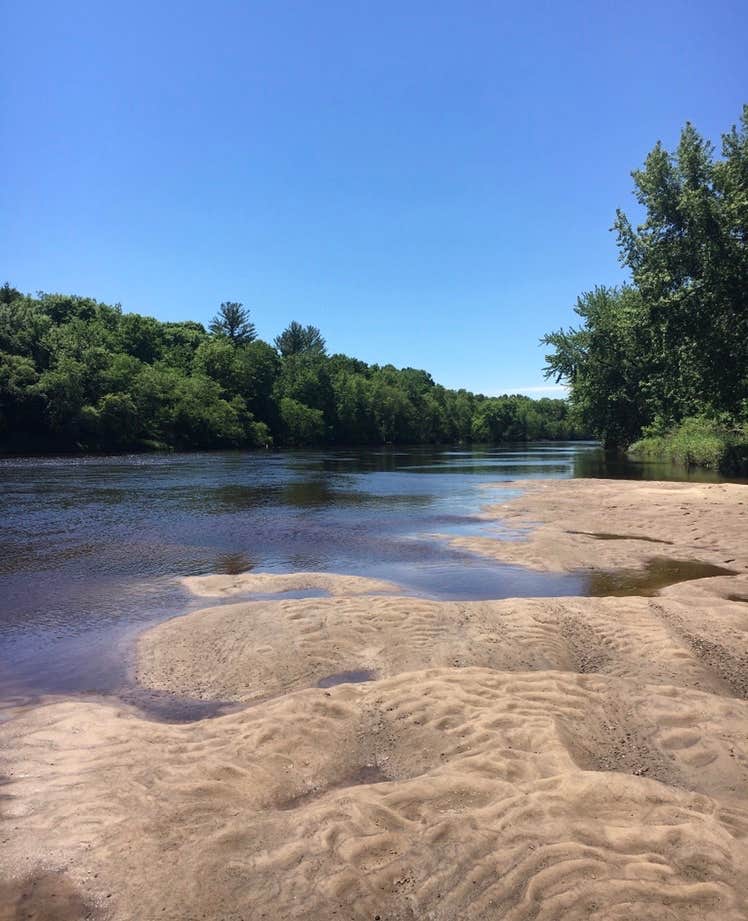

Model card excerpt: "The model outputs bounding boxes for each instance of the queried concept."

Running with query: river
[0,442,732,707]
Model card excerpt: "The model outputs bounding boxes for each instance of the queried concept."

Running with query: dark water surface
[0,443,737,708]
[317,669,377,688]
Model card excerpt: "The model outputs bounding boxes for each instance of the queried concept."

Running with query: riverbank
[450,477,747,572]
[2,478,747,920]
[629,417,748,476]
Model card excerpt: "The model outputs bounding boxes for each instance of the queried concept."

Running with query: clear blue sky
[2,1,746,396]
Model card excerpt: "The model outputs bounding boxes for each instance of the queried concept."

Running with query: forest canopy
[0,287,585,453]
[542,106,747,471]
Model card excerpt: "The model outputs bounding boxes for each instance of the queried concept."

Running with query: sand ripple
[2,670,747,919]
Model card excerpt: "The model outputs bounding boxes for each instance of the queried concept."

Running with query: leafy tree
[327,353,369,377]
[542,286,651,447]
[0,295,52,366]
[95,393,141,447]
[614,109,748,423]
[101,353,146,394]
[544,106,748,451]
[33,357,88,436]
[472,397,515,442]
[369,379,416,443]
[332,371,377,443]
[274,321,326,357]
[167,375,245,448]
[161,321,207,371]
[193,338,242,392]
[0,283,22,305]
[444,389,476,442]
[0,283,589,453]
[193,337,280,431]
[0,352,43,439]
[118,313,164,363]
[239,341,281,426]
[274,352,334,419]
[279,397,325,445]
[209,302,256,344]
[36,293,103,325]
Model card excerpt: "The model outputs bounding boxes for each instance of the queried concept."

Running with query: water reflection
[585,558,736,596]
[572,447,740,482]
[215,551,255,575]
[317,670,376,688]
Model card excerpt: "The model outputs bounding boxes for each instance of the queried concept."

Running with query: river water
[0,442,732,705]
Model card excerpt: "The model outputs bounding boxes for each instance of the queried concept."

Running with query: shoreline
[452,477,748,573]
[2,478,748,920]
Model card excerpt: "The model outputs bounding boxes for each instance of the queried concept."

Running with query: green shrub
[629,417,748,473]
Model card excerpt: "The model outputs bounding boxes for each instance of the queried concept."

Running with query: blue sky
[2,1,746,396]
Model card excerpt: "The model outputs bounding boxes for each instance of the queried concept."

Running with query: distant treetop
[274,321,326,357]
[209,302,256,344]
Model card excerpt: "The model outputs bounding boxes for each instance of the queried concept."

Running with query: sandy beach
[2,478,748,920]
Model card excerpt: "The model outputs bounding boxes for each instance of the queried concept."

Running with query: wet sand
[2,479,748,920]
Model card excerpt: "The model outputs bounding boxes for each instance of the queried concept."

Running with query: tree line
[542,106,747,471]
[0,288,586,453]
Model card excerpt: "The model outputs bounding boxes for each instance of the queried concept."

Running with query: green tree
[193,337,280,432]
[33,357,87,437]
[472,397,515,442]
[118,313,164,363]
[279,397,325,445]
[161,321,207,371]
[0,294,52,367]
[274,321,326,357]
[369,378,416,443]
[95,392,141,447]
[209,302,256,344]
[0,283,22,305]
[0,352,43,441]
[543,106,748,450]
[331,370,376,443]
[613,109,748,424]
[274,352,334,418]
[0,282,591,453]
[542,286,651,447]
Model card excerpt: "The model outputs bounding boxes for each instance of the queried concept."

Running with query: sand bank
[137,584,748,704]
[2,478,748,920]
[453,478,747,573]
[182,570,401,599]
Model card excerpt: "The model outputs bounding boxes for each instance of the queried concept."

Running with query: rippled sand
[2,479,747,920]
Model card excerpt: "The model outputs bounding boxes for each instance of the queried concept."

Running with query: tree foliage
[543,106,748,452]
[209,302,256,344]
[274,321,327,357]
[0,290,586,453]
